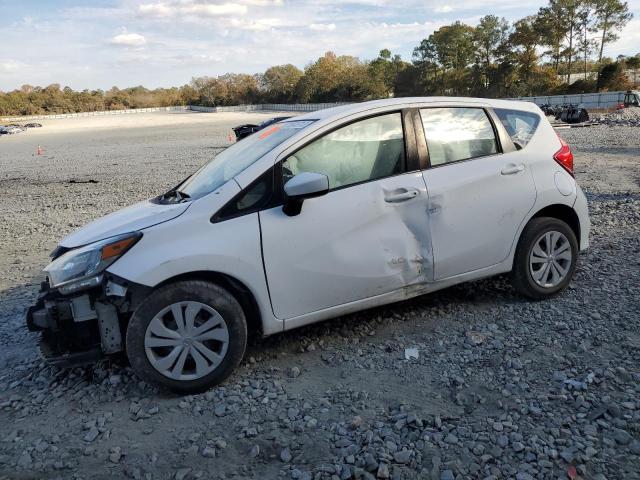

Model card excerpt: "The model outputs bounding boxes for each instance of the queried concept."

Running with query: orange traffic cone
[36,145,44,155]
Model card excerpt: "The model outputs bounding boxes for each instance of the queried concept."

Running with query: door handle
[384,189,419,203]
[501,163,525,175]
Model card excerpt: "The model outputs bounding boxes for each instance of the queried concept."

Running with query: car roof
[229,97,542,190]
[286,97,541,124]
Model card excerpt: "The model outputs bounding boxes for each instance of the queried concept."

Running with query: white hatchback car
[27,98,589,392]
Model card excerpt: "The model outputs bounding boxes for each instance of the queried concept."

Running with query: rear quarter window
[419,107,498,166]
[494,108,540,149]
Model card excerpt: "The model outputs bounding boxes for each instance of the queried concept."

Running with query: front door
[418,106,537,280]
[259,112,433,320]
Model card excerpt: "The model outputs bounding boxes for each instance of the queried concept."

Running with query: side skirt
[281,260,512,332]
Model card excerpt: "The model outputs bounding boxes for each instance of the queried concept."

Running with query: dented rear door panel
[421,153,537,280]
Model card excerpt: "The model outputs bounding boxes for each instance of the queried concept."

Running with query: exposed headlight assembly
[45,232,142,294]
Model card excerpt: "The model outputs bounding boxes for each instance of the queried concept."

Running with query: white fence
[510,91,629,110]
[1,103,349,123]
[1,106,187,122]
[192,103,350,113]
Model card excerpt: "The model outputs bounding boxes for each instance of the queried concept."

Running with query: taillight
[554,134,574,177]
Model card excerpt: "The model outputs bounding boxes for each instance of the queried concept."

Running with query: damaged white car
[27,98,590,393]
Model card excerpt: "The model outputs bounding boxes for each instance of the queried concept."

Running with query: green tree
[368,49,407,98]
[626,54,640,69]
[598,59,633,90]
[536,5,565,73]
[412,38,439,93]
[543,0,583,84]
[594,0,633,65]
[393,64,424,97]
[259,64,303,103]
[433,22,476,94]
[297,52,374,102]
[473,15,510,92]
[413,22,476,95]
[577,1,597,79]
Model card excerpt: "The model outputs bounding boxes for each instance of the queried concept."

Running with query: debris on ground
[595,106,640,126]
[404,347,419,360]
[0,118,638,479]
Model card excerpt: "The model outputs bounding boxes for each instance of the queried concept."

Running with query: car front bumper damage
[26,276,146,367]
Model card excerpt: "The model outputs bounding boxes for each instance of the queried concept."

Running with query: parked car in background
[27,97,589,393]
[0,125,24,135]
[232,116,291,140]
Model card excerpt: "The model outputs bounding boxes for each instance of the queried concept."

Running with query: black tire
[126,280,247,394]
[511,217,579,300]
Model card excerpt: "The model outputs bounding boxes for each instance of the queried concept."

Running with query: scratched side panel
[260,172,433,320]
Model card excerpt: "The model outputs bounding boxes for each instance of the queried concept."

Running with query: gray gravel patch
[0,115,639,479]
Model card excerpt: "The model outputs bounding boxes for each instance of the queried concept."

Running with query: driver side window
[282,113,406,190]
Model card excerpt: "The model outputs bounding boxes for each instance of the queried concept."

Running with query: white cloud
[309,23,337,31]
[110,33,147,46]
[240,0,284,5]
[229,17,284,30]
[0,60,25,73]
[138,2,248,18]
[2,0,640,91]
[608,19,640,57]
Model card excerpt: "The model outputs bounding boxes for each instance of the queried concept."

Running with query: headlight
[45,232,142,291]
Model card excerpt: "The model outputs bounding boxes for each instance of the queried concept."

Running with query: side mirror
[283,172,329,216]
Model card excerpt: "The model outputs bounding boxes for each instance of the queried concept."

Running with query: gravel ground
[0,114,638,480]
[594,107,640,127]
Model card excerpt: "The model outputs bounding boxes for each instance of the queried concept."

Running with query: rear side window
[494,108,540,149]
[419,108,498,166]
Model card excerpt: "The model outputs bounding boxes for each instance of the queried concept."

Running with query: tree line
[0,0,636,117]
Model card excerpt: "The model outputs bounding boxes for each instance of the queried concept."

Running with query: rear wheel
[512,217,578,300]
[126,280,247,393]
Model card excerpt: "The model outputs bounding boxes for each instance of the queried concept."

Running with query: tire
[126,280,247,394]
[511,217,579,300]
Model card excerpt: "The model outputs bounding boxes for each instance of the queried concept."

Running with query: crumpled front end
[26,274,149,367]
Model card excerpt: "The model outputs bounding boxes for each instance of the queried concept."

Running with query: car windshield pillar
[178,120,315,200]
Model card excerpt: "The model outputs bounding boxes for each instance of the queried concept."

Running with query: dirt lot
[0,113,638,480]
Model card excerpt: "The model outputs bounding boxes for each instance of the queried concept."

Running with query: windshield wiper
[161,189,191,203]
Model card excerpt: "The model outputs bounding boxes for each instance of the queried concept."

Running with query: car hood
[60,200,190,248]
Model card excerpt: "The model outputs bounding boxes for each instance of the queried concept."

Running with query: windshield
[179,119,315,199]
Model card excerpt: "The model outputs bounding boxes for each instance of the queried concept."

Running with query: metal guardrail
[1,103,350,122]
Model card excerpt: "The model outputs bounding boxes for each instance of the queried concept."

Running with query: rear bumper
[573,185,590,251]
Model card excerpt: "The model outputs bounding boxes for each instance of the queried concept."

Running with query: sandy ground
[0,113,638,480]
[0,111,280,365]
[3,111,290,134]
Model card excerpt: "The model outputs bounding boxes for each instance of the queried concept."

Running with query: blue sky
[1,0,639,91]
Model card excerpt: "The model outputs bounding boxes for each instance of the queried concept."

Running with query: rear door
[418,106,537,280]
[259,111,433,320]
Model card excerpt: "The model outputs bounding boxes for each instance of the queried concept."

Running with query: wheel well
[530,204,581,246]
[155,271,263,338]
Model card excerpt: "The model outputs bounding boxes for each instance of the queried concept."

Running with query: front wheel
[512,217,579,300]
[126,280,247,394]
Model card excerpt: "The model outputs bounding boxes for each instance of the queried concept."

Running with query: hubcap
[144,301,229,381]
[529,230,572,288]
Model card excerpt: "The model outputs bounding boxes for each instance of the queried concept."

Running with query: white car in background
[27,97,590,393]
